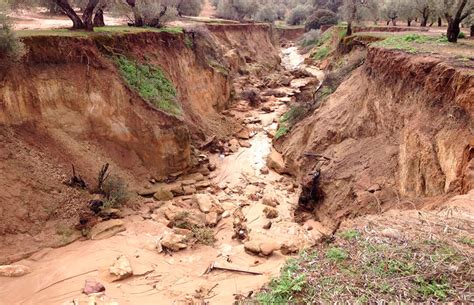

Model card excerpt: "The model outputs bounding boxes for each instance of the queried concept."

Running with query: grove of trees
[209,0,472,42]
[2,0,472,42]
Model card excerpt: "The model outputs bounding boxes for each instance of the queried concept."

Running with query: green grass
[275,106,306,139]
[256,256,307,303]
[251,227,472,303]
[116,56,181,116]
[372,33,449,53]
[325,247,348,262]
[458,236,474,247]
[313,46,330,60]
[16,26,183,37]
[339,229,360,240]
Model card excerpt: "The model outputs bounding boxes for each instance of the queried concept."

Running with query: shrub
[305,9,337,31]
[177,0,203,16]
[192,227,216,245]
[458,32,465,39]
[255,5,277,22]
[298,29,321,47]
[216,0,257,21]
[138,0,178,27]
[102,175,129,209]
[287,5,309,25]
[0,0,24,61]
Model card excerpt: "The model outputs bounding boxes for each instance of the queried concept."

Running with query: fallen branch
[204,261,262,275]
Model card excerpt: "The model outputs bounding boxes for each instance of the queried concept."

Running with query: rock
[260,166,270,175]
[262,189,279,207]
[222,211,230,218]
[205,212,220,227]
[89,219,125,240]
[262,89,286,97]
[380,228,403,240]
[260,241,280,256]
[109,255,133,282]
[198,167,211,176]
[0,265,31,277]
[367,184,381,193]
[161,233,187,251]
[83,279,105,295]
[194,194,213,213]
[187,173,205,182]
[195,180,211,189]
[194,193,222,214]
[180,179,197,186]
[208,163,217,172]
[266,149,287,174]
[263,207,279,219]
[280,243,300,255]
[244,241,261,254]
[173,228,192,236]
[263,221,272,230]
[261,106,273,113]
[236,129,251,140]
[266,130,276,139]
[183,185,196,195]
[228,139,240,153]
[239,140,251,148]
[153,188,174,201]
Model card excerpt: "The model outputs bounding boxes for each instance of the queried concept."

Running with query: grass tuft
[116,56,181,116]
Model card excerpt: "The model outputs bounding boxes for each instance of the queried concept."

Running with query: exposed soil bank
[276,46,474,227]
[0,24,279,249]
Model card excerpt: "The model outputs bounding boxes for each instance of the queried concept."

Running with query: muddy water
[0,48,324,305]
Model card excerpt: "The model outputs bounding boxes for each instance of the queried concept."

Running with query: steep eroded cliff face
[276,47,473,226]
[0,24,280,240]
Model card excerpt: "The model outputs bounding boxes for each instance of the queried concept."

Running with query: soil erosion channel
[0,47,324,305]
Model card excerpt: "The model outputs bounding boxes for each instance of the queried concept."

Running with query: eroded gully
[0,46,325,305]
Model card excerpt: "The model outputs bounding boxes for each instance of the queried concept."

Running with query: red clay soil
[276,47,474,229]
[0,24,281,261]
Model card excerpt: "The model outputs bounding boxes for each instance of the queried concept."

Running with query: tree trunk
[93,7,105,27]
[471,24,474,37]
[391,18,397,26]
[386,20,390,25]
[447,20,461,42]
[446,0,469,43]
[125,0,144,27]
[54,0,84,29]
[347,21,352,36]
[407,20,411,27]
[82,0,100,31]
[438,17,442,27]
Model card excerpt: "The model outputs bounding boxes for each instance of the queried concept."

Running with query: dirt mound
[276,47,474,228]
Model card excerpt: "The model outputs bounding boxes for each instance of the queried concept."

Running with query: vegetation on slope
[116,56,181,116]
[253,224,473,303]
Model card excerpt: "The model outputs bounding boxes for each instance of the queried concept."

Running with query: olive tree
[287,4,310,25]
[441,0,473,42]
[0,0,24,60]
[341,0,373,35]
